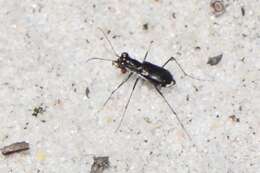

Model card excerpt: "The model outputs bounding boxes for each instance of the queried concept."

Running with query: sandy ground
[0,0,259,172]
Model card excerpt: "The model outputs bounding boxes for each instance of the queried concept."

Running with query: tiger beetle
[87,28,207,140]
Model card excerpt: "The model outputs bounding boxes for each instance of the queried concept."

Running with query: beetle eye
[121,52,128,58]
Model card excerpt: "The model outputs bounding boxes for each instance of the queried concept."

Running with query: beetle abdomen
[141,62,175,87]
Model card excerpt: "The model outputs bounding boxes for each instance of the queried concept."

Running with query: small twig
[90,156,110,173]
[1,141,30,155]
[207,54,223,66]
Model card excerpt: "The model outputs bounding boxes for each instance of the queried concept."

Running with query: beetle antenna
[86,57,114,63]
[98,27,120,58]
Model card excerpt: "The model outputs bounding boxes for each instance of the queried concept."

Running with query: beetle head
[112,52,130,73]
